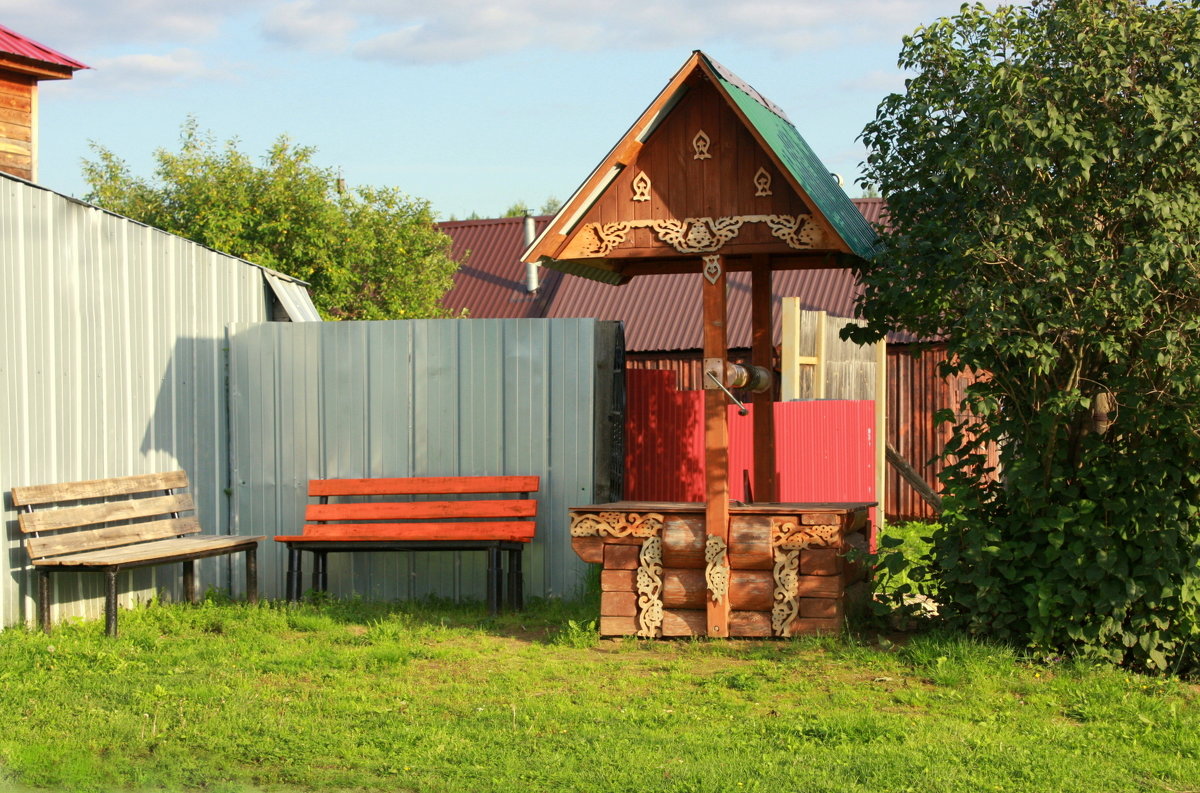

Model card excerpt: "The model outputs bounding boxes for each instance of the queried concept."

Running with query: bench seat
[11,470,264,636]
[275,475,539,613]
[31,536,263,568]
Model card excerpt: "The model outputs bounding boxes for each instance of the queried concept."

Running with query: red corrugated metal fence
[625,370,876,533]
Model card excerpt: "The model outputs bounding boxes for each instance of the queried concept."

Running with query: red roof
[440,216,560,319]
[438,198,897,350]
[544,268,861,350]
[0,25,88,73]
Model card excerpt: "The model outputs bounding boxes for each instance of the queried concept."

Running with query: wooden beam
[702,255,731,638]
[750,255,776,503]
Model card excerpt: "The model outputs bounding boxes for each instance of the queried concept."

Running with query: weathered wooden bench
[274,476,539,613]
[11,470,264,637]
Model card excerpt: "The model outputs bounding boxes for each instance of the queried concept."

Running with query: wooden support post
[105,569,119,637]
[246,547,259,604]
[702,255,731,638]
[38,569,51,633]
[182,559,197,604]
[750,255,777,503]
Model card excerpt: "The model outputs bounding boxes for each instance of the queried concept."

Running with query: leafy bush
[852,0,1200,672]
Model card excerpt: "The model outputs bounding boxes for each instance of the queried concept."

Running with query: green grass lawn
[0,588,1195,793]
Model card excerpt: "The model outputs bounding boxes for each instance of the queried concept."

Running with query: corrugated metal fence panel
[227,318,600,601]
[1,177,272,628]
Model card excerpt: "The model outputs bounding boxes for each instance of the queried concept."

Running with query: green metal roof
[701,53,880,262]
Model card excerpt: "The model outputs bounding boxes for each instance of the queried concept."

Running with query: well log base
[575,501,873,639]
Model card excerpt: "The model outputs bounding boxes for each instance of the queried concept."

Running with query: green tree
[852,0,1200,671]
[83,119,458,320]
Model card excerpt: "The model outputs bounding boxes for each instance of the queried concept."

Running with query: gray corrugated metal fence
[227,318,617,602]
[0,176,286,627]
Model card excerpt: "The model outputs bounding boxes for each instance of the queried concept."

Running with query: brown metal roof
[438,199,905,349]
[439,216,561,319]
[544,268,862,351]
[0,25,88,75]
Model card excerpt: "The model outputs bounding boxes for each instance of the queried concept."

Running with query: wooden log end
[600,616,637,636]
[571,536,605,564]
[604,543,641,570]
[601,591,638,617]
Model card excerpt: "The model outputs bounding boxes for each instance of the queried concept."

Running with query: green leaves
[857,0,1200,674]
[83,119,458,321]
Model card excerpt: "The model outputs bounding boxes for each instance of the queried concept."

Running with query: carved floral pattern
[569,511,664,538]
[764,215,818,249]
[771,518,841,549]
[771,547,800,637]
[704,535,729,603]
[580,214,816,256]
[636,536,664,638]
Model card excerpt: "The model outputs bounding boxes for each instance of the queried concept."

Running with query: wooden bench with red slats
[273,475,539,613]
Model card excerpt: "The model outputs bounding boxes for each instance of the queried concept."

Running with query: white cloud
[84,49,230,92]
[261,0,359,51]
[0,0,266,52]
[0,0,977,67]
[337,0,971,63]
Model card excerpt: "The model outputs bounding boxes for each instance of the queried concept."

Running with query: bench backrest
[304,475,540,542]
[11,471,200,561]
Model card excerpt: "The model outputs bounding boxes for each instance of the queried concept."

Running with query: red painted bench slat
[277,521,537,543]
[304,499,537,521]
[308,476,539,497]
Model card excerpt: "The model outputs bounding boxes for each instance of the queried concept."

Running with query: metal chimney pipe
[524,214,539,293]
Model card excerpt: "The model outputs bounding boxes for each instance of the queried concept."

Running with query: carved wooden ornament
[693,130,712,160]
[771,547,800,637]
[636,536,664,638]
[703,255,723,285]
[631,171,651,202]
[705,535,729,603]
[581,214,817,256]
[754,167,773,197]
[570,511,664,538]
[771,518,840,549]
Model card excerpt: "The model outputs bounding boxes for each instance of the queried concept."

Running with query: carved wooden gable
[525,51,878,283]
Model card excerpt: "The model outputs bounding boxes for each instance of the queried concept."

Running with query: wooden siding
[557,73,826,264]
[0,72,32,180]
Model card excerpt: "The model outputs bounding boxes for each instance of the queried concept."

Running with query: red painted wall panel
[626,371,877,542]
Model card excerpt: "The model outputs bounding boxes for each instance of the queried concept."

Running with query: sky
[6,0,975,221]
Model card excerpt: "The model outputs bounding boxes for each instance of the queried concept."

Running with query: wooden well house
[524,51,880,639]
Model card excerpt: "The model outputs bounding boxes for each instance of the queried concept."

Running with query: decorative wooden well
[571,502,869,638]
[525,51,880,638]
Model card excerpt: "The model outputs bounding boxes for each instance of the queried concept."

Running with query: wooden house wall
[0,72,33,181]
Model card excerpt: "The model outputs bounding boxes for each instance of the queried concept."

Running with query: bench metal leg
[313,551,328,593]
[182,560,197,604]
[105,569,119,638]
[486,546,502,616]
[507,549,523,612]
[245,547,259,604]
[286,547,302,602]
[38,569,51,633]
